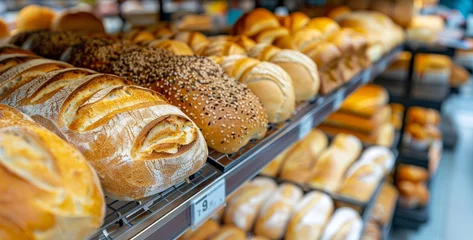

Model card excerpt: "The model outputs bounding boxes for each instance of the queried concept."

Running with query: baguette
[0,50,208,200]
[254,183,303,240]
[321,207,362,240]
[285,191,334,240]
[0,104,104,240]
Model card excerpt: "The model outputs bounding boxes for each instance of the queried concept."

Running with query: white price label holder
[333,89,345,110]
[378,59,388,72]
[362,68,373,84]
[191,179,225,228]
[298,115,314,139]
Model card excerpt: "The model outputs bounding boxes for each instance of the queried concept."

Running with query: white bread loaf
[321,207,362,240]
[339,160,384,202]
[285,191,334,240]
[0,104,104,240]
[254,183,303,240]
[0,51,208,200]
[220,55,296,123]
[224,177,277,231]
[356,146,395,174]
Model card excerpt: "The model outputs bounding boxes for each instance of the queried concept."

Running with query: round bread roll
[249,43,320,101]
[52,10,105,32]
[0,17,9,39]
[16,5,56,32]
[254,26,290,44]
[174,31,209,55]
[280,12,310,33]
[233,8,280,37]
[233,35,256,51]
[203,40,246,57]
[321,207,362,240]
[220,55,296,123]
[0,104,104,240]
[149,39,194,55]
[275,28,323,52]
[306,17,340,39]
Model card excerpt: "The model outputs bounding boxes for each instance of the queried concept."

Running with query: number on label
[298,116,314,139]
[191,179,225,227]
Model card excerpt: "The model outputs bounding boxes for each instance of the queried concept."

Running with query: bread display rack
[83,45,403,240]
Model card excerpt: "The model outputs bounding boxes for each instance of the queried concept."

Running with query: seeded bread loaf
[0,104,105,240]
[0,49,208,200]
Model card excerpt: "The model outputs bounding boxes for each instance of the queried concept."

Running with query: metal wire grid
[90,164,218,240]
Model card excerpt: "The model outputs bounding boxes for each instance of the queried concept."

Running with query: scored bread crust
[233,8,280,37]
[0,104,105,240]
[0,50,208,200]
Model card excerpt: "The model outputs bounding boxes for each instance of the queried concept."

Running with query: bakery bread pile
[396,164,430,209]
[261,130,395,202]
[0,104,105,239]
[0,44,208,200]
[180,177,363,240]
[404,107,442,151]
[320,84,396,147]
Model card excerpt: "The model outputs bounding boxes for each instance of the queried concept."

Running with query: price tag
[378,59,388,72]
[298,116,314,139]
[362,68,373,84]
[333,89,345,110]
[191,179,225,227]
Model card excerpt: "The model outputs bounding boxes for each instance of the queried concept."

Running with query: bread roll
[339,162,384,202]
[15,5,56,32]
[372,183,398,226]
[220,55,295,123]
[275,28,324,52]
[280,129,328,183]
[397,181,429,208]
[233,35,257,51]
[254,27,290,44]
[397,164,429,183]
[209,225,247,240]
[204,40,247,56]
[174,31,209,55]
[61,39,269,154]
[279,12,310,33]
[407,106,440,126]
[331,133,363,157]
[254,183,303,240]
[148,39,194,55]
[0,104,104,239]
[224,177,277,231]
[285,191,334,240]
[178,220,220,240]
[321,207,362,240]
[0,53,208,200]
[340,84,389,117]
[306,18,340,39]
[233,8,280,37]
[52,10,105,32]
[249,44,320,101]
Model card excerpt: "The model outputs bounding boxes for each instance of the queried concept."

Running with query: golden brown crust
[149,39,194,55]
[178,220,220,240]
[397,164,429,183]
[450,64,470,87]
[233,8,280,37]
[204,40,247,56]
[280,12,310,33]
[174,31,209,55]
[406,106,440,126]
[52,10,105,32]
[16,5,56,32]
[0,17,8,39]
[306,17,340,39]
[254,26,290,44]
[339,84,389,117]
[0,53,40,74]
[209,226,247,240]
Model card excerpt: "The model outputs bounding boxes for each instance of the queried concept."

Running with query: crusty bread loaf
[372,183,398,226]
[285,191,334,240]
[279,12,310,33]
[178,219,220,240]
[203,40,247,56]
[279,129,328,184]
[0,53,40,74]
[15,5,56,32]
[224,177,277,231]
[0,51,208,200]
[220,55,295,123]
[209,225,247,240]
[321,207,362,240]
[0,104,104,240]
[254,183,303,240]
[52,10,105,32]
[233,8,280,37]
[275,28,323,52]
[174,31,209,55]
[249,43,320,101]
[148,39,194,55]
[254,27,290,44]
[331,133,363,157]
[0,44,35,55]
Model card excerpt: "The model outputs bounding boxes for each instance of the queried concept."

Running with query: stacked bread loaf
[0,104,105,239]
[396,164,430,209]
[320,84,396,147]
[404,106,442,151]
[0,44,208,200]
[9,31,269,154]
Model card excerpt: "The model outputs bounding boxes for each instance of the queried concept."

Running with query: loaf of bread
[220,55,295,123]
[148,39,194,55]
[275,28,323,52]
[372,183,398,226]
[323,106,391,135]
[397,164,429,183]
[279,12,310,33]
[340,84,389,117]
[356,146,395,174]
[306,17,340,40]
[209,225,247,240]
[339,161,384,202]
[285,191,334,240]
[21,31,91,60]
[254,183,303,240]
[280,129,328,184]
[204,40,247,56]
[52,10,105,32]
[321,207,362,240]
[174,31,210,55]
[0,50,208,200]
[233,8,280,37]
[178,219,220,240]
[248,43,320,101]
[407,106,440,126]
[15,5,56,32]
[397,181,429,208]
[0,53,40,75]
[224,177,277,231]
[0,104,104,239]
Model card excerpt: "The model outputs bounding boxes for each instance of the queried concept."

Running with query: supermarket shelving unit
[89,45,403,240]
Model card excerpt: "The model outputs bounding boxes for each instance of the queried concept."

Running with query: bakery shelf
[89,45,402,240]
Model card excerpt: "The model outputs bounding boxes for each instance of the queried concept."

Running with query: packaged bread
[233,8,280,37]
[397,164,429,183]
[279,12,310,33]
[280,129,329,184]
[407,107,440,126]
[321,207,363,240]
[371,183,398,226]
[224,177,277,231]
[148,39,194,55]
[397,181,429,208]
[52,10,105,32]
[0,104,105,239]
[248,43,320,101]
[0,50,208,200]
[15,5,56,32]
[178,219,220,240]
[220,55,295,123]
[174,31,210,55]
[209,225,247,240]
[339,84,389,117]
[414,54,452,84]
[285,191,334,240]
[254,183,303,240]
[338,161,384,202]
